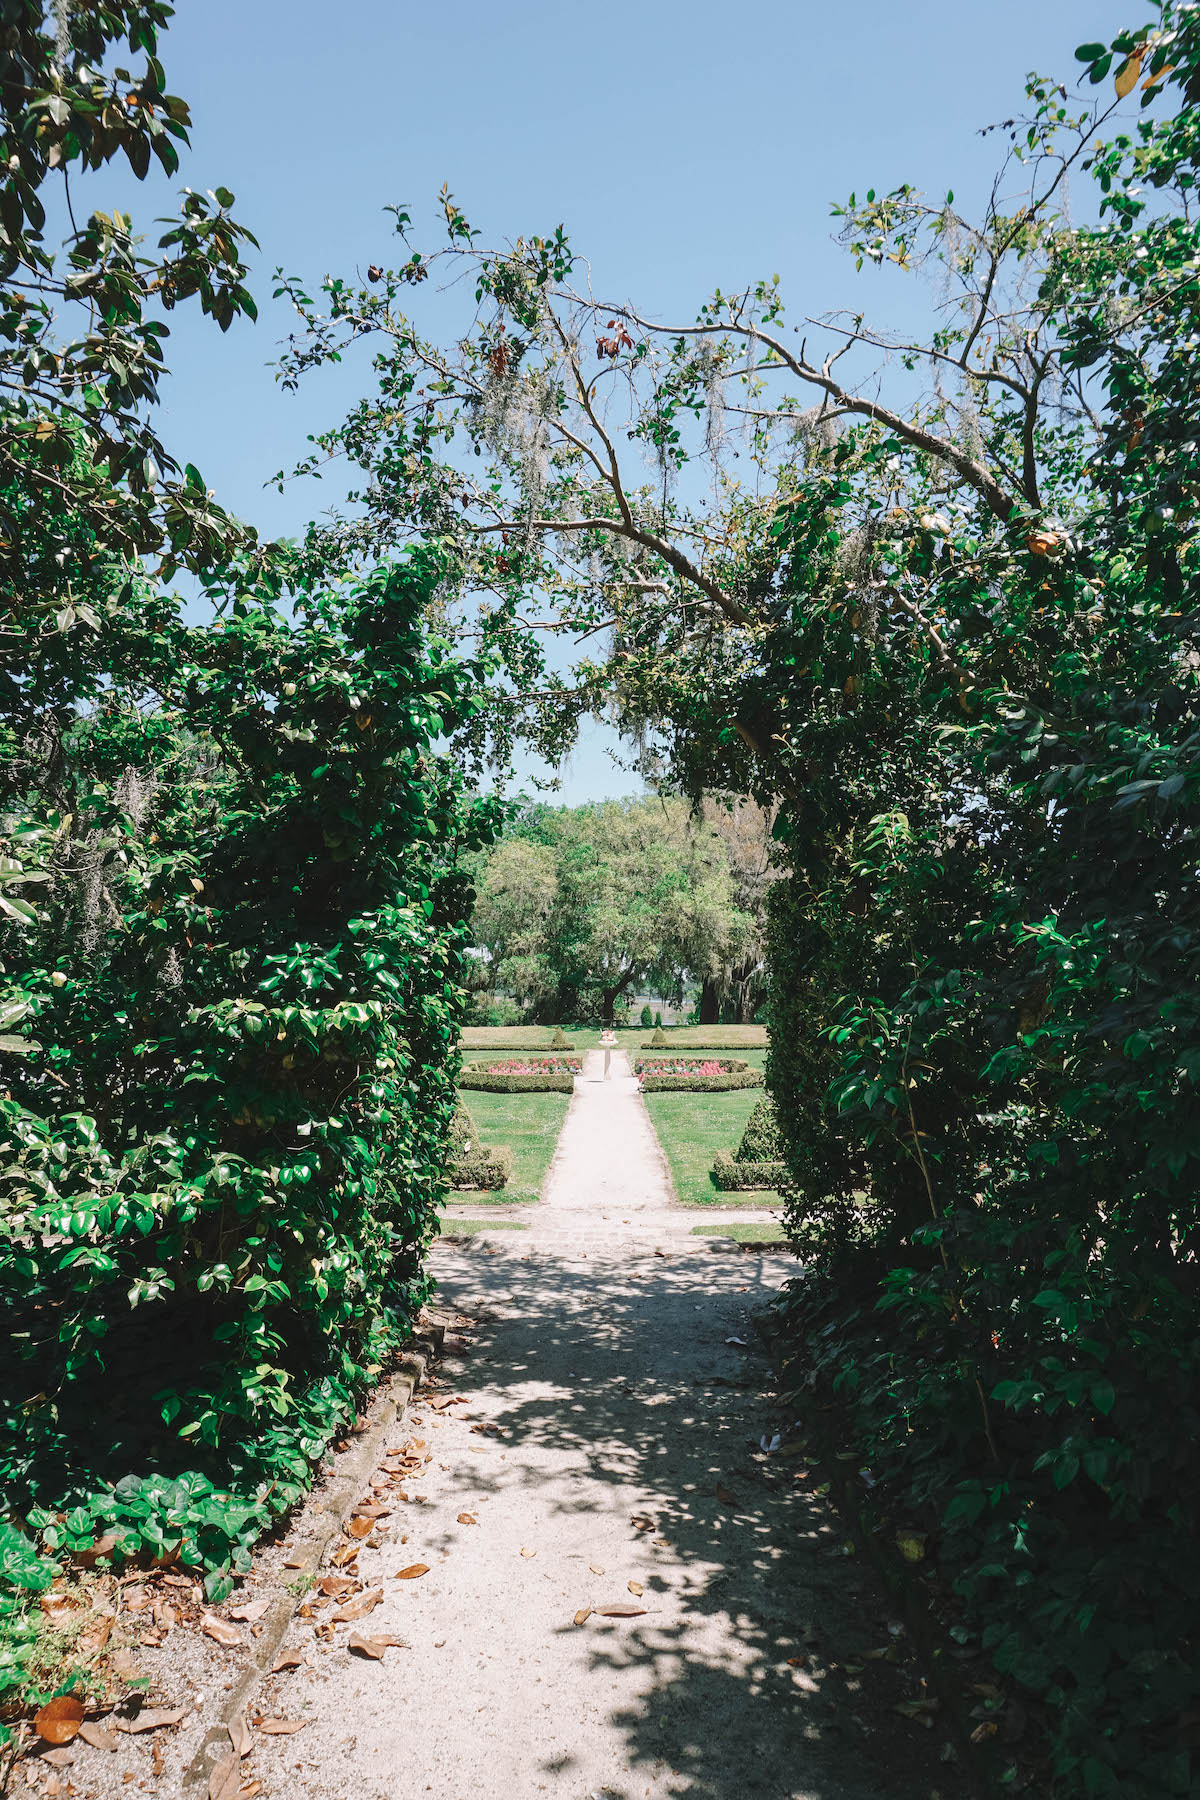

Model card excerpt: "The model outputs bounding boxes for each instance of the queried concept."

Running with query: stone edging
[181,1332,439,1790]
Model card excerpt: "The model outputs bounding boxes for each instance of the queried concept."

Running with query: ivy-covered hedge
[711,1151,786,1190]
[0,555,499,1615]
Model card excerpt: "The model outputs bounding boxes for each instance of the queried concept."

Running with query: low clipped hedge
[448,1146,514,1190]
[458,1070,575,1093]
[712,1150,787,1190]
[641,1071,763,1092]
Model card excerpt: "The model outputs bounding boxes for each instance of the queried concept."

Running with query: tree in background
[467,798,751,1024]
[698,797,778,1022]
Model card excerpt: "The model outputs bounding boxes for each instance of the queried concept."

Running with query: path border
[181,1330,439,1790]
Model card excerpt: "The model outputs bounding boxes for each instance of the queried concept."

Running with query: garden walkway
[246,1052,943,1800]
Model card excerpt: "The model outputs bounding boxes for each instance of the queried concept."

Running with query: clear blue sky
[104,0,1132,800]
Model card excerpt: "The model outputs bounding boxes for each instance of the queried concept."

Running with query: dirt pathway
[237,1052,943,1800]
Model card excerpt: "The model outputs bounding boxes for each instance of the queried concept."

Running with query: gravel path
[243,1054,944,1799]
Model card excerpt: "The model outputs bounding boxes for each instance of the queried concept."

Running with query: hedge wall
[0,557,499,1605]
[711,1151,787,1191]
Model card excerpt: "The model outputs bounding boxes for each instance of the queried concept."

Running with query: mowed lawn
[643,1084,783,1209]
[445,1088,571,1205]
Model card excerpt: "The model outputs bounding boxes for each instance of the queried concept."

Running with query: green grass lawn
[690,1221,792,1246]
[449,1088,571,1203]
[643,1086,784,1209]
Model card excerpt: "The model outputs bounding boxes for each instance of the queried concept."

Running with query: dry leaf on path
[351,1503,389,1520]
[117,1707,186,1734]
[715,1484,740,1507]
[317,1575,357,1597]
[520,1547,536,1559]
[347,1631,407,1659]
[589,1565,604,1574]
[208,1754,242,1800]
[270,1649,304,1673]
[627,1581,643,1596]
[346,1516,375,1540]
[227,1597,271,1623]
[393,1563,429,1580]
[596,1604,647,1618]
[110,1650,144,1680]
[78,1722,119,1752]
[573,1607,593,1625]
[630,1515,654,1532]
[238,1784,262,1797]
[201,1612,243,1647]
[254,1717,307,1735]
[331,1587,382,1623]
[457,1513,477,1526]
[329,1542,359,1568]
[228,1714,253,1758]
[34,1697,84,1745]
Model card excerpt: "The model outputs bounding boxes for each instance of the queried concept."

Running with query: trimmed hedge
[639,1071,764,1093]
[458,1071,575,1093]
[448,1146,514,1190]
[712,1150,787,1191]
[735,1096,785,1162]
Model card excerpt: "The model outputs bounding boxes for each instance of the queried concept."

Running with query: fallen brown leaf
[315,1580,353,1604]
[208,1755,241,1800]
[270,1650,303,1673]
[78,1723,119,1752]
[152,1741,166,1776]
[41,1748,75,1768]
[630,1514,654,1532]
[715,1483,740,1507]
[520,1547,536,1559]
[111,1650,144,1680]
[596,1604,646,1618]
[34,1697,84,1746]
[351,1503,389,1520]
[393,1563,429,1580]
[228,1713,253,1758]
[346,1516,375,1539]
[201,1612,243,1648]
[573,1607,593,1626]
[117,1707,186,1734]
[457,1513,477,1526]
[347,1631,407,1659]
[627,1581,644,1596]
[227,1597,271,1623]
[329,1542,359,1568]
[238,1786,262,1799]
[254,1718,306,1735]
[331,1587,382,1623]
[79,1615,113,1654]
[589,1565,605,1574]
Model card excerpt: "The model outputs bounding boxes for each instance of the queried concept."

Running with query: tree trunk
[601,987,618,1026]
[699,976,720,1025]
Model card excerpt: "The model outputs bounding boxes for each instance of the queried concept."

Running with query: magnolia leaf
[34,1697,84,1745]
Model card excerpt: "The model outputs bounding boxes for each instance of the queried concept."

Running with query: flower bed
[635,1057,763,1093]
[458,1055,578,1094]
